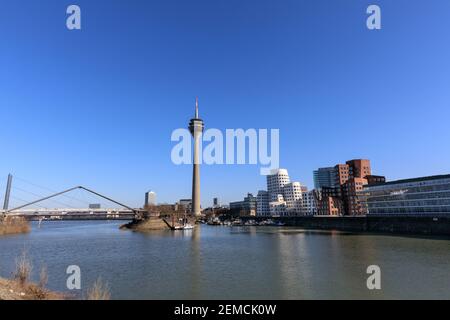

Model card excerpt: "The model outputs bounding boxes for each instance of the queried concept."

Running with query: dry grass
[39,265,48,289]
[13,250,32,287]
[0,216,30,236]
[0,250,65,300]
[86,278,111,300]
[26,283,49,300]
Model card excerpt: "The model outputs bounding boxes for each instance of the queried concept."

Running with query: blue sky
[1,0,450,208]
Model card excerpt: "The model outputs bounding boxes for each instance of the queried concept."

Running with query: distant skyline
[1,0,450,208]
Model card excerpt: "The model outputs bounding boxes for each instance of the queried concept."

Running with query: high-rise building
[335,164,350,187]
[346,159,371,179]
[189,97,204,216]
[267,169,290,202]
[144,191,157,207]
[314,159,376,216]
[257,169,307,216]
[343,177,368,215]
[283,182,304,214]
[341,160,372,215]
[213,197,219,208]
[313,167,336,189]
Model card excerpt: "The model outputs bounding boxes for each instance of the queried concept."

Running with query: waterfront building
[283,182,304,215]
[269,194,287,217]
[313,167,337,189]
[256,190,270,216]
[267,169,290,202]
[230,193,257,216]
[89,203,101,209]
[257,169,308,216]
[302,190,318,216]
[343,177,368,215]
[313,159,376,216]
[347,159,372,180]
[361,174,450,216]
[315,187,343,216]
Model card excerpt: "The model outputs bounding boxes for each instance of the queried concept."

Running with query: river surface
[0,221,449,299]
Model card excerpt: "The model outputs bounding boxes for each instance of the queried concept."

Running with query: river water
[0,221,449,299]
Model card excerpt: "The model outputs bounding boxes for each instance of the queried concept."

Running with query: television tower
[189,97,204,216]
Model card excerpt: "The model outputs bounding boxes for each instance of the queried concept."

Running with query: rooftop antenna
[195,97,199,118]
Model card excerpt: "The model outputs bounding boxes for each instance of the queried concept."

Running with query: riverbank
[0,217,30,236]
[0,277,65,300]
[238,215,450,237]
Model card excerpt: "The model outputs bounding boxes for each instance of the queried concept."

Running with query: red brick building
[316,159,383,216]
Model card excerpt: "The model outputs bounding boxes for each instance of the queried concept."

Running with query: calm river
[0,221,449,299]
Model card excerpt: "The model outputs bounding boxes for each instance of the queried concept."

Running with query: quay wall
[240,216,450,236]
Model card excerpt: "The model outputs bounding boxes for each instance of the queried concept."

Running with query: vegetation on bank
[0,250,111,300]
[86,278,111,300]
[0,251,64,300]
[0,216,30,236]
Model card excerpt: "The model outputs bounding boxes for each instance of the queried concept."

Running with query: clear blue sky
[1,0,450,208]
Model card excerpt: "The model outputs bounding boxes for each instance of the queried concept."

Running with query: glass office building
[313,167,336,189]
[361,175,450,216]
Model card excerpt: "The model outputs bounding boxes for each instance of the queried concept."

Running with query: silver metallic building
[361,175,450,216]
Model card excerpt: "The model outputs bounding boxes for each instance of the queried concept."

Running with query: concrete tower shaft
[188,97,204,216]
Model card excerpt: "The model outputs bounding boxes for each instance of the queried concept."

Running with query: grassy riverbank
[0,277,65,300]
[0,251,64,300]
[0,250,110,300]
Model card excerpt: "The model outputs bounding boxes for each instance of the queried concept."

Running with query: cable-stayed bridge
[1,175,140,221]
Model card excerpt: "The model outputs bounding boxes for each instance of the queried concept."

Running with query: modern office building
[213,197,219,208]
[230,193,257,216]
[144,191,157,207]
[269,195,288,217]
[361,174,450,216]
[256,190,270,216]
[257,169,307,216]
[343,177,368,215]
[313,159,377,216]
[267,169,291,201]
[283,182,304,214]
[347,159,372,180]
[316,187,343,216]
[313,167,336,189]
[302,190,318,216]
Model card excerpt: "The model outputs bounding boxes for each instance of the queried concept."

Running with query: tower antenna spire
[195,97,199,118]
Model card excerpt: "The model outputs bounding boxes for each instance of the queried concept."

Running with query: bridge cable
[10,195,47,210]
[13,176,91,206]
[11,186,76,209]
